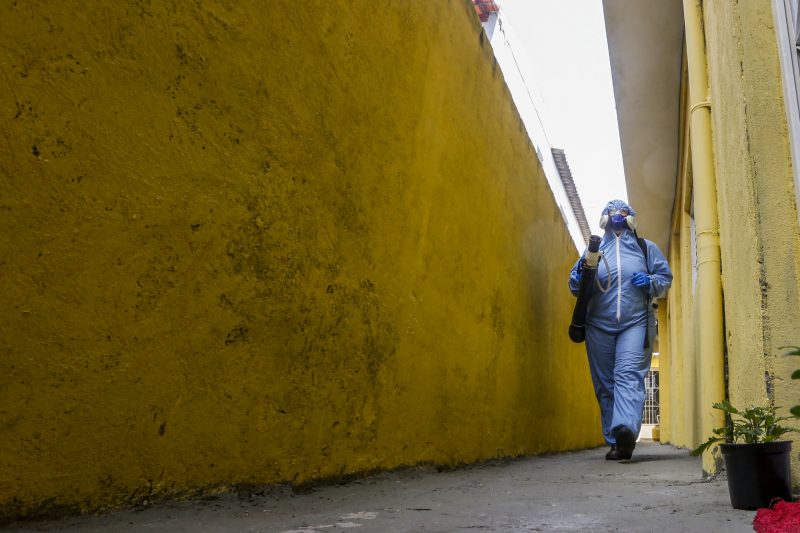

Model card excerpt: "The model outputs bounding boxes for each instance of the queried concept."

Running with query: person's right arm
[568,255,585,296]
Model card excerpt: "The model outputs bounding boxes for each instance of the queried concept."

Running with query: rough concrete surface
[1,0,599,516]
[4,442,755,532]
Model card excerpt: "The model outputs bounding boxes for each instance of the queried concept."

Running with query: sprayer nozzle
[588,235,601,253]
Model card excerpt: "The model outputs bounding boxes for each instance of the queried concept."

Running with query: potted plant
[691,400,796,510]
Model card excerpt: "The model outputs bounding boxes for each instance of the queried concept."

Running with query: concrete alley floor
[6,442,756,533]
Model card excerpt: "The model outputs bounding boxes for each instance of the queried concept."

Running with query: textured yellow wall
[704,0,800,435]
[661,0,800,478]
[663,196,699,450]
[0,0,601,519]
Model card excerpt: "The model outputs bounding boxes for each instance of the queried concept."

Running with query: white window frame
[773,0,800,229]
[690,195,697,293]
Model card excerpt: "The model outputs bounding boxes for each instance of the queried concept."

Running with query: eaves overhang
[602,0,685,253]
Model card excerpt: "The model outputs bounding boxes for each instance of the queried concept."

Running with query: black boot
[605,444,619,460]
[613,426,636,460]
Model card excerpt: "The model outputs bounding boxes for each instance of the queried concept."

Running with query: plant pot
[720,441,793,510]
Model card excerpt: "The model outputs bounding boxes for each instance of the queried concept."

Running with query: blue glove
[632,272,650,291]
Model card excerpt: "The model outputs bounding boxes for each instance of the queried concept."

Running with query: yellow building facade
[0,0,602,520]
[605,0,800,479]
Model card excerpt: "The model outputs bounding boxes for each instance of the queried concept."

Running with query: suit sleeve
[568,253,585,297]
[645,240,673,299]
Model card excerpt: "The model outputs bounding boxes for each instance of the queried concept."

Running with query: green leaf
[690,437,722,456]
[713,400,739,416]
[792,369,800,380]
[791,405,800,418]
[780,345,800,356]
[741,410,758,423]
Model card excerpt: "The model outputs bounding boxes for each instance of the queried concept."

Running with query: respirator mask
[599,206,637,232]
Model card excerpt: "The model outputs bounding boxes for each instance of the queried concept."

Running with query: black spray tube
[569,235,602,343]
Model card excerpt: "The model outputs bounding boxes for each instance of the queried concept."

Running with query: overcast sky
[495,0,627,235]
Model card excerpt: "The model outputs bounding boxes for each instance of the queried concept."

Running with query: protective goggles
[606,207,630,217]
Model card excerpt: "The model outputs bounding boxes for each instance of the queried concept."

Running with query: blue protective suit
[568,200,673,445]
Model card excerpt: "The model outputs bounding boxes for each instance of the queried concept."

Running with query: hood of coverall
[600,199,637,234]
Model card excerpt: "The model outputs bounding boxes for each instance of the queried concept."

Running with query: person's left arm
[643,240,673,298]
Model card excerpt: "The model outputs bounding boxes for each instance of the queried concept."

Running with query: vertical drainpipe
[682,0,726,475]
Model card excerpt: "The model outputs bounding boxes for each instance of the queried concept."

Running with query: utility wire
[495,9,553,149]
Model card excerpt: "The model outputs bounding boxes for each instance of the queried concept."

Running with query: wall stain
[0,0,597,521]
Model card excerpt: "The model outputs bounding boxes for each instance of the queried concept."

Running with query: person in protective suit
[568,199,673,460]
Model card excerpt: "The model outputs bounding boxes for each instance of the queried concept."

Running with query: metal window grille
[642,370,660,425]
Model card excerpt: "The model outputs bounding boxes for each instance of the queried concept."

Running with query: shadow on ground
[5,442,754,533]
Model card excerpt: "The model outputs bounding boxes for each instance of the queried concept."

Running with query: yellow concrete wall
[658,60,692,449]
[704,0,800,462]
[662,0,800,479]
[0,0,602,519]
[663,192,699,450]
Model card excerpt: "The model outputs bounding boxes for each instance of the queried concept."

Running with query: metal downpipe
[682,0,726,475]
